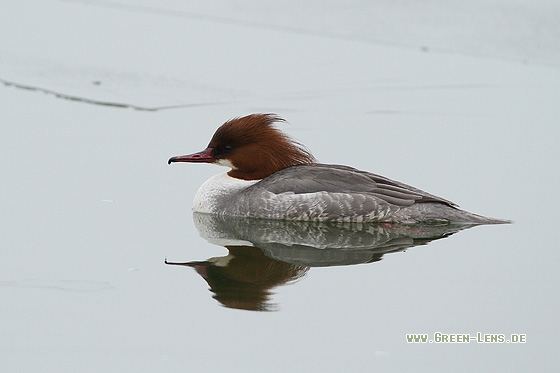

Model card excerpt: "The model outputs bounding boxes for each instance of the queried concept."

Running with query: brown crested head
[206,113,316,180]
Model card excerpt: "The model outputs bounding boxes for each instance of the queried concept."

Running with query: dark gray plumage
[216,164,507,224]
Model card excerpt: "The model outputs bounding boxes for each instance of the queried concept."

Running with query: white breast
[192,173,259,214]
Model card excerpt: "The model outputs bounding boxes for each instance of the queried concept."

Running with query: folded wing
[253,164,458,208]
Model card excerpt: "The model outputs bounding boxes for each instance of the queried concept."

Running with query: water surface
[1,1,559,371]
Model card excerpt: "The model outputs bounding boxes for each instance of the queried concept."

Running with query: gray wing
[251,164,458,208]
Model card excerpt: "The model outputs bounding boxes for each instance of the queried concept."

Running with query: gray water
[2,1,559,371]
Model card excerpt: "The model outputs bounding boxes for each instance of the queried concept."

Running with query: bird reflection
[166,213,480,311]
[166,246,307,311]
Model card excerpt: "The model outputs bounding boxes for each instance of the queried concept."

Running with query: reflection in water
[166,213,479,311]
[166,246,308,312]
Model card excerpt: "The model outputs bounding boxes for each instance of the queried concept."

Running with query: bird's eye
[213,145,233,157]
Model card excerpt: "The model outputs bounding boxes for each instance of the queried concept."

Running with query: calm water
[3,82,558,371]
[2,1,559,372]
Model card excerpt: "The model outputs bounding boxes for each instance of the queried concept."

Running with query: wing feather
[251,164,457,208]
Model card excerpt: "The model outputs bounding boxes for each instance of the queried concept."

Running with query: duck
[168,113,509,224]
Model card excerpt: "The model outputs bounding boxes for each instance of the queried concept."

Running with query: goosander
[168,114,509,224]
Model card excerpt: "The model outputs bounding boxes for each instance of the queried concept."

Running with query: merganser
[168,114,509,224]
